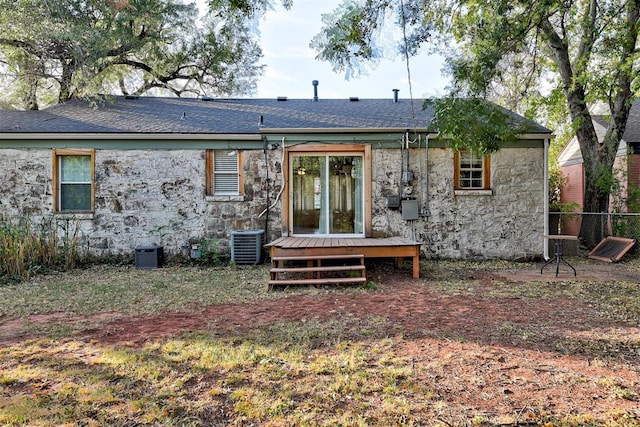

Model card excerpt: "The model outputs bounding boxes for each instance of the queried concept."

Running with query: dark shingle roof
[592,100,640,143]
[0,96,551,134]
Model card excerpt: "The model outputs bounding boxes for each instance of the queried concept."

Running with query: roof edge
[0,133,263,141]
[260,128,553,137]
[259,127,434,134]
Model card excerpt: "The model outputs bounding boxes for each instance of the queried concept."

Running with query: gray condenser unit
[231,229,265,264]
[135,245,164,269]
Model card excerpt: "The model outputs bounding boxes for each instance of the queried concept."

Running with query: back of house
[0,92,552,262]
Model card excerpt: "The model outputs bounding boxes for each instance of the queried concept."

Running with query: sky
[199,0,450,100]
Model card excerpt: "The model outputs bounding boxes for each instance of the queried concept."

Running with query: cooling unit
[231,229,265,264]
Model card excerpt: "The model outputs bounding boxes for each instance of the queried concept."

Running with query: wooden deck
[265,236,422,278]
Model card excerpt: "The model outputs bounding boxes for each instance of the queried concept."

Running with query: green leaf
[424,97,521,154]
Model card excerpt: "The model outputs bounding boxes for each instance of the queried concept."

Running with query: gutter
[2,130,552,141]
[260,128,553,139]
[259,127,433,134]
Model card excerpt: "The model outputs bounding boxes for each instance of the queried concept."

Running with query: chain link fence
[550,212,640,255]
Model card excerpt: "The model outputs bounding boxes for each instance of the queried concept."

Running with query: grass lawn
[1,259,639,426]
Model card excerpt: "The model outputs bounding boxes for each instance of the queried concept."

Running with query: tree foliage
[0,0,264,110]
[312,0,640,247]
[424,97,521,154]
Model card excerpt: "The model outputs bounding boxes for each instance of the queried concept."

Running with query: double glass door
[290,153,364,236]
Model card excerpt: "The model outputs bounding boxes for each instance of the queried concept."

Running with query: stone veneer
[0,145,545,260]
[371,147,544,259]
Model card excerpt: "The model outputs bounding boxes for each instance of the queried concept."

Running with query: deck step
[271,254,364,262]
[269,277,368,286]
[270,265,366,273]
[269,253,366,287]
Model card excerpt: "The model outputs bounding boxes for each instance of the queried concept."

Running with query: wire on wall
[259,137,286,219]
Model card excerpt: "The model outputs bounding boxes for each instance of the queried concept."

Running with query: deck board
[266,236,421,278]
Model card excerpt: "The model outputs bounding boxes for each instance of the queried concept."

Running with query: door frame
[282,144,372,237]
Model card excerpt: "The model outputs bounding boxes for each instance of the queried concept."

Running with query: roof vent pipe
[312,80,319,102]
[393,89,399,103]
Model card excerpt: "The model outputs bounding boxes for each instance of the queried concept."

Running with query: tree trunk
[544,24,606,247]
[17,55,41,110]
[540,4,638,248]
[579,144,615,247]
[578,0,639,248]
[21,74,39,111]
[57,59,76,103]
[571,97,610,248]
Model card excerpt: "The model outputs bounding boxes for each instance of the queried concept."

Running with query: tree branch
[606,0,639,150]
[539,17,573,92]
[575,0,598,65]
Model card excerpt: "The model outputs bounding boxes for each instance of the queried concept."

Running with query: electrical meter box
[401,199,419,220]
[387,195,401,209]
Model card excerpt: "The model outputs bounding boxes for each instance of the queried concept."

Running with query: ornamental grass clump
[0,216,82,284]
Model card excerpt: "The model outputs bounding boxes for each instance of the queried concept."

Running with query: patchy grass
[0,333,424,426]
[420,259,640,324]
[0,264,381,319]
[0,264,372,318]
[2,328,639,426]
[1,260,640,426]
[0,265,269,317]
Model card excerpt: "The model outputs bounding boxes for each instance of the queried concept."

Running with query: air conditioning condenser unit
[231,229,265,264]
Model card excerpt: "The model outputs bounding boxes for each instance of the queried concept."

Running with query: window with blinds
[206,150,241,196]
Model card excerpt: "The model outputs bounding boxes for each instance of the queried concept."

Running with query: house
[0,91,552,271]
[557,100,640,235]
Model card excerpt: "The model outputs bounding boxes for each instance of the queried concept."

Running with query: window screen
[59,155,92,211]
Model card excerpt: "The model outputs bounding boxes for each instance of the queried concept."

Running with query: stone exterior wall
[0,149,53,218]
[0,148,280,258]
[371,147,545,259]
[0,144,544,260]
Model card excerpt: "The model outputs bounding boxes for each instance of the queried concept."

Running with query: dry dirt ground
[2,260,640,424]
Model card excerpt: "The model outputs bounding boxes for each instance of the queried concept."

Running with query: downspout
[423,134,430,217]
[543,137,550,260]
[263,136,269,240]
[399,134,405,196]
